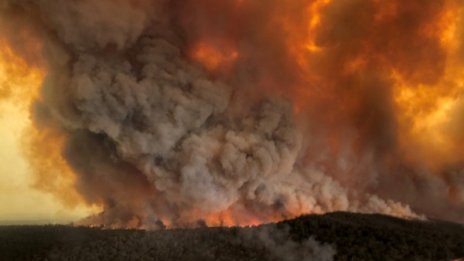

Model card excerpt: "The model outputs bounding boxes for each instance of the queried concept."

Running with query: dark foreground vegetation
[0,212,463,261]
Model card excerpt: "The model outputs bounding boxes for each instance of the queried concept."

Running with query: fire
[293,0,332,57]
[180,0,464,227]
[0,37,100,220]
[283,0,464,171]
[24,127,88,207]
[0,40,42,103]
[306,0,332,53]
[183,208,299,228]
[3,0,464,229]
[392,1,464,169]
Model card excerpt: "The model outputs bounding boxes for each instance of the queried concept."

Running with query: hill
[0,212,463,261]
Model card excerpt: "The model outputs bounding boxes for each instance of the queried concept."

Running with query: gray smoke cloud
[1,0,440,228]
[63,33,413,226]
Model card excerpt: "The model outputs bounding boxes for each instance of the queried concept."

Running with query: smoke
[1,0,464,227]
[241,225,336,261]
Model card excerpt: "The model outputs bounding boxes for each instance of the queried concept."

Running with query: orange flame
[392,2,464,170]
[0,36,100,220]
[0,40,42,103]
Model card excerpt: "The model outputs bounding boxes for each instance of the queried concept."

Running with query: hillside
[0,212,463,261]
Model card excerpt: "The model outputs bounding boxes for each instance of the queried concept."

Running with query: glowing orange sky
[0,40,97,224]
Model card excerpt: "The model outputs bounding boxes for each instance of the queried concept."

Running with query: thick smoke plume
[1,0,464,227]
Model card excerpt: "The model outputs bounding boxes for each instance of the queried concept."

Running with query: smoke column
[1,0,464,227]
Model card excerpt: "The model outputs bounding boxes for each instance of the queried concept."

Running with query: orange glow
[4,0,464,227]
[297,0,332,60]
[282,0,464,174]
[0,37,99,222]
[0,40,42,103]
[392,2,464,169]
[281,0,333,114]
[188,208,298,228]
[153,1,451,229]
[191,41,239,72]
[167,0,464,226]
[24,127,89,207]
